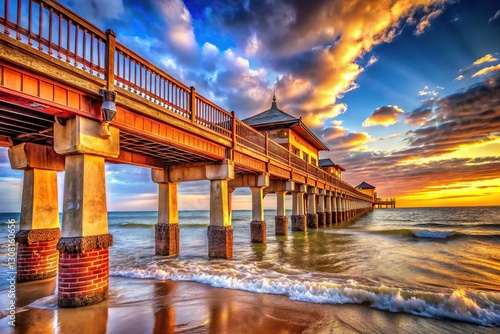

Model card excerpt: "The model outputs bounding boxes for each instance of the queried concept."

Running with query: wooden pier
[374,198,397,209]
[0,0,384,307]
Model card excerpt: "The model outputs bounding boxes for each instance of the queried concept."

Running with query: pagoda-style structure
[243,94,329,166]
[355,181,376,201]
[319,158,345,179]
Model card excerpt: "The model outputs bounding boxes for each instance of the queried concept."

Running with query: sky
[1,0,500,212]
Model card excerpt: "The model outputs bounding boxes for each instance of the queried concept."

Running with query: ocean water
[1,207,499,327]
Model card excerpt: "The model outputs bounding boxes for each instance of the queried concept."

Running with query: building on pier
[243,94,329,166]
[355,181,376,201]
[319,158,345,179]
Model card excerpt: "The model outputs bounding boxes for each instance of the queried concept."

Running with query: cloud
[367,55,378,67]
[489,10,500,23]
[60,0,125,27]
[418,85,443,98]
[379,133,401,141]
[206,0,452,127]
[472,64,500,78]
[362,105,404,127]
[456,53,500,82]
[321,125,373,156]
[338,74,500,199]
[154,0,197,51]
[414,8,443,35]
[473,54,499,65]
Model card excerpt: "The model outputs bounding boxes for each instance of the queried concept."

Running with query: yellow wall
[288,129,319,166]
[267,128,319,166]
[358,188,375,200]
[322,166,342,179]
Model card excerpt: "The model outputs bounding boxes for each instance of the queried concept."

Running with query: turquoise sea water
[1,207,499,327]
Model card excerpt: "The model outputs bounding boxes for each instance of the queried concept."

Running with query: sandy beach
[0,276,497,334]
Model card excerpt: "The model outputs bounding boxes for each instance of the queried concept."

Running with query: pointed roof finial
[272,89,276,102]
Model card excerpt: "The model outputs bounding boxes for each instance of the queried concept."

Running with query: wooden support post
[190,86,196,123]
[105,29,116,91]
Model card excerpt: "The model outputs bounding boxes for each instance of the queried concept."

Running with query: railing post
[4,0,9,35]
[190,86,196,123]
[231,111,236,146]
[105,29,116,91]
[265,132,269,156]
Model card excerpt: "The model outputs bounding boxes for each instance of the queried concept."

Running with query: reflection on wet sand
[57,305,108,334]
[13,278,56,334]
[153,281,176,334]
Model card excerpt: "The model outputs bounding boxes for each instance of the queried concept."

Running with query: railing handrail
[194,93,232,118]
[114,43,191,92]
[0,0,374,202]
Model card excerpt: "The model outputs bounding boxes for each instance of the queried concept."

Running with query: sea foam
[111,259,500,327]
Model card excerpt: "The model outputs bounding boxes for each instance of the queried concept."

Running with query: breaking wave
[368,229,500,240]
[111,259,500,327]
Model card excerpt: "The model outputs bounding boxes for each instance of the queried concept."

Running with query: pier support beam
[207,160,234,259]
[250,173,269,244]
[337,195,343,223]
[275,190,288,236]
[250,187,266,243]
[317,189,326,228]
[152,169,180,256]
[332,193,338,224]
[307,187,318,229]
[325,191,332,227]
[291,185,306,231]
[54,116,119,307]
[9,143,64,282]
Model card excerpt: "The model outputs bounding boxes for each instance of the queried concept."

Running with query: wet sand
[0,276,498,334]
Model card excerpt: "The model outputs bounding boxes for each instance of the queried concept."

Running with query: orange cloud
[472,64,500,78]
[363,105,404,127]
[249,0,453,126]
[473,54,498,65]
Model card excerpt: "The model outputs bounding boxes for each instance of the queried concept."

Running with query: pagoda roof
[319,158,345,171]
[356,181,376,189]
[242,96,329,151]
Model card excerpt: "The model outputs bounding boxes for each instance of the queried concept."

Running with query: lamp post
[99,89,117,139]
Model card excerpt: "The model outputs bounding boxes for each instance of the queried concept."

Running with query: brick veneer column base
[274,216,288,236]
[250,221,266,243]
[57,234,113,307]
[155,224,180,256]
[15,228,60,282]
[208,226,233,259]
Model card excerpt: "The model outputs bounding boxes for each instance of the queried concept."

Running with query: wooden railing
[195,94,233,138]
[0,0,373,202]
[0,0,106,78]
[234,119,266,154]
[114,43,191,119]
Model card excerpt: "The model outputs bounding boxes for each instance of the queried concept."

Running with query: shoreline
[1,276,498,334]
